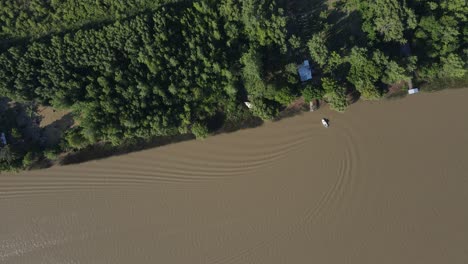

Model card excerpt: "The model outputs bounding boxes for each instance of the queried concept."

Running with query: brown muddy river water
[1,89,468,263]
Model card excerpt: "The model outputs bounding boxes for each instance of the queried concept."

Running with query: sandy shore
[1,89,468,263]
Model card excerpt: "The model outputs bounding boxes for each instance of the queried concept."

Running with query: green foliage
[419,72,468,92]
[288,35,302,50]
[302,84,324,102]
[191,123,209,139]
[338,0,465,97]
[241,47,266,97]
[239,0,288,49]
[409,0,466,83]
[219,0,287,51]
[381,60,408,85]
[274,87,296,105]
[346,48,382,100]
[65,129,90,150]
[438,54,467,79]
[420,54,467,80]
[22,151,38,169]
[240,42,287,118]
[405,56,418,73]
[0,0,466,171]
[0,1,289,146]
[322,78,348,112]
[250,98,281,120]
[370,51,410,85]
[349,0,416,43]
[10,128,21,139]
[0,106,43,171]
[307,32,329,67]
[0,145,16,165]
[44,149,59,160]
[418,65,438,81]
[324,51,344,75]
[284,63,299,84]
[416,16,459,57]
[0,0,164,39]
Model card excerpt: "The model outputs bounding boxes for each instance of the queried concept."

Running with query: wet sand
[1,89,468,263]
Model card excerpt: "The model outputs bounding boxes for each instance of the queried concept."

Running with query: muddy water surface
[1,89,468,264]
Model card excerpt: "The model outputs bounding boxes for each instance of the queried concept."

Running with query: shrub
[284,63,299,84]
[65,128,90,150]
[10,128,22,139]
[0,145,16,165]
[382,61,409,85]
[250,98,281,120]
[307,32,329,67]
[347,48,383,100]
[22,151,37,168]
[191,123,209,139]
[288,35,301,49]
[302,84,324,102]
[439,54,466,79]
[44,149,59,160]
[322,78,349,112]
[274,87,296,105]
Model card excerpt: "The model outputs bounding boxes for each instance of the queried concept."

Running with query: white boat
[408,88,419,95]
[321,118,329,128]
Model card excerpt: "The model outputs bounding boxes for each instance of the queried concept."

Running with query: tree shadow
[6,101,43,143]
[385,90,408,100]
[0,99,47,171]
[282,0,329,40]
[215,115,264,134]
[40,113,75,147]
[60,109,264,166]
[210,105,264,135]
[60,133,196,166]
[348,90,361,104]
[28,158,54,170]
[0,97,10,112]
[327,10,367,51]
[273,98,309,121]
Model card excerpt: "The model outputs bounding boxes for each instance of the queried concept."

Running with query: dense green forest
[0,0,466,171]
[0,0,174,39]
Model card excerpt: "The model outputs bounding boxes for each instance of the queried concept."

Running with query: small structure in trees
[0,132,6,146]
[298,60,312,82]
[244,102,253,109]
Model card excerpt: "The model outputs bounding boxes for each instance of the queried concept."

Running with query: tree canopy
[0,0,466,171]
[0,0,288,146]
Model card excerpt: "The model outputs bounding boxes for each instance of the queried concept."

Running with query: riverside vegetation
[0,0,466,171]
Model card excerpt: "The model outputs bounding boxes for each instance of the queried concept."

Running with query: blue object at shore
[0,132,6,146]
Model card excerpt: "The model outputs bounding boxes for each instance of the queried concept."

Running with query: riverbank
[1,0,466,172]
[1,88,468,263]
[57,82,468,166]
